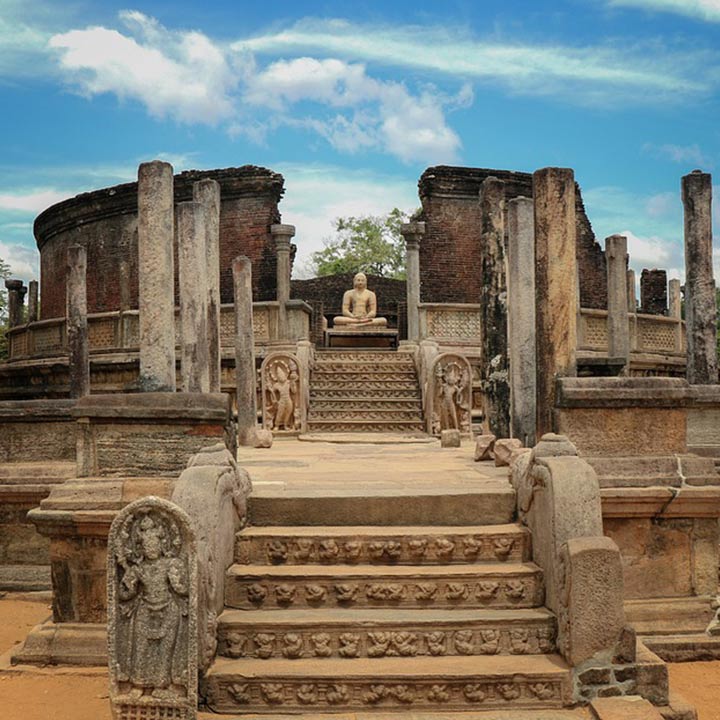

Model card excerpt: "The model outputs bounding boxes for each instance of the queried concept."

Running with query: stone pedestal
[401,221,425,343]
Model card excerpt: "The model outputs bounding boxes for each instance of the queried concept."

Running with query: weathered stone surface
[534,432,578,458]
[66,245,89,399]
[494,438,523,466]
[0,400,77,462]
[626,269,637,312]
[441,429,461,448]
[557,536,624,666]
[591,696,664,720]
[640,269,667,316]
[253,428,274,448]
[137,160,176,392]
[233,256,257,446]
[4,278,26,327]
[27,278,39,322]
[669,279,682,320]
[401,221,425,342]
[533,167,577,438]
[606,235,630,368]
[427,353,472,437]
[262,353,302,433]
[474,434,496,461]
[271,224,295,340]
[683,170,718,385]
[108,496,197,719]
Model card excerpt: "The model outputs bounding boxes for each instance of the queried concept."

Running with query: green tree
[309,208,414,279]
[0,256,11,360]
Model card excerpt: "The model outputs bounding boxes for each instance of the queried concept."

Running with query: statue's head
[353,272,367,291]
[139,516,164,560]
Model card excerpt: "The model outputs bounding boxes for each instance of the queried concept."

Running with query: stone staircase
[205,496,573,714]
[307,350,425,434]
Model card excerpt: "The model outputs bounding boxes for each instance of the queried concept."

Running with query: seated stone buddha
[333,272,388,328]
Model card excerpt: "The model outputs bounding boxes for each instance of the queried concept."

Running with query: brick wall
[417,166,607,308]
[640,269,668,315]
[35,166,284,319]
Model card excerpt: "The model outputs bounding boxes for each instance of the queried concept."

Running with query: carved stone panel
[427,353,472,436]
[108,497,197,720]
[261,353,303,434]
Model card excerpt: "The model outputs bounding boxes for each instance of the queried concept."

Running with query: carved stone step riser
[225,578,545,610]
[313,364,416,372]
[308,412,424,422]
[312,369,417,376]
[205,677,568,713]
[217,624,557,659]
[311,384,421,392]
[309,401,423,410]
[306,424,426,433]
[236,533,531,565]
[315,352,415,361]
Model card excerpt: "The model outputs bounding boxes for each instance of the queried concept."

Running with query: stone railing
[5,301,312,362]
[418,303,482,344]
[578,308,685,357]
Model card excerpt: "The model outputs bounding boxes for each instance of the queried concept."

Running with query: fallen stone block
[474,433,496,461]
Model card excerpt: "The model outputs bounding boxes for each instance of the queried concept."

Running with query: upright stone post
[669,279,682,319]
[534,167,577,438]
[507,196,537,446]
[178,201,210,393]
[66,245,89,399]
[5,279,26,327]
[683,170,718,385]
[401,221,425,342]
[605,234,630,368]
[626,269,637,312]
[137,160,176,392]
[193,179,222,392]
[271,224,295,341]
[233,256,257,446]
[479,177,510,437]
[640,269,667,315]
[27,280,39,323]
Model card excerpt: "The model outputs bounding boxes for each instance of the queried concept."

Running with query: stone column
[178,201,210,393]
[233,256,257,446]
[27,280,39,323]
[271,224,295,341]
[683,170,718,385]
[401,221,425,342]
[507,196,537,446]
[479,176,510,437]
[66,245,89,398]
[193,179,222,392]
[137,160,176,392]
[669,279,682,319]
[626,269,637,312]
[5,279,26,327]
[605,234,630,367]
[533,167,577,438]
[640,269,667,315]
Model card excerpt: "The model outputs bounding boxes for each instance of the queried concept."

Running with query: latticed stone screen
[639,319,676,352]
[427,309,481,339]
[32,324,65,354]
[88,318,117,349]
[582,315,608,349]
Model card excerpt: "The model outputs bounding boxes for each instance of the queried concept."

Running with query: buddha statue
[333,272,388,328]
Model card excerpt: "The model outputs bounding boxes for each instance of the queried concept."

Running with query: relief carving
[261,353,302,433]
[426,631,447,656]
[310,633,332,657]
[428,353,472,436]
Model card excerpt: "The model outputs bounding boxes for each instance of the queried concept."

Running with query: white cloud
[0,241,38,281]
[608,0,720,22]
[0,189,73,213]
[643,142,712,167]
[645,191,677,218]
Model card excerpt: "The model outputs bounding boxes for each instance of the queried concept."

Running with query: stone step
[0,461,76,484]
[248,484,516,526]
[225,563,544,610]
[204,654,571,713]
[311,381,421,392]
[235,524,531,565]
[307,410,423,422]
[309,399,423,411]
[310,388,422,399]
[311,372,419,383]
[314,351,415,363]
[216,607,557,659]
[306,421,426,433]
[0,563,52,591]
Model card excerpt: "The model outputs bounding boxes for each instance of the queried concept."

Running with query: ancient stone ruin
[0,159,718,720]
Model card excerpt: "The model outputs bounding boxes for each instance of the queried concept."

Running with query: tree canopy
[308,208,414,280]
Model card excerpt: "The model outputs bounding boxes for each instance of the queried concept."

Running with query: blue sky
[1,0,720,283]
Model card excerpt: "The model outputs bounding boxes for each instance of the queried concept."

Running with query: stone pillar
[479,177,510,437]
[66,245,89,399]
[669,279,682,319]
[507,196,537,446]
[640,269,667,315]
[533,167,577,438]
[626,269,637,312]
[27,280,39,323]
[194,179,222,392]
[605,234,630,367]
[178,201,210,393]
[5,279,26,327]
[683,170,718,385]
[137,160,176,392]
[271,224,295,341]
[233,256,257,446]
[401,221,425,342]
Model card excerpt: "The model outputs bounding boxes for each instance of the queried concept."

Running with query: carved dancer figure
[265,359,299,430]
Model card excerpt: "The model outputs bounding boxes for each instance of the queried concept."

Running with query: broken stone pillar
[533,167,577,438]
[640,269,667,315]
[194,179,221,392]
[507,196,537,447]
[401,221,425,342]
[605,235,630,367]
[66,245,89,399]
[137,160,176,392]
[669,278,682,319]
[626,269,637,312]
[233,256,257,446]
[683,170,718,385]
[178,201,210,394]
[479,176,510,437]
[271,224,295,341]
[27,280,39,323]
[5,279,26,327]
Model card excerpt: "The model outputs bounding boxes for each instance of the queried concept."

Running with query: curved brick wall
[35,166,285,319]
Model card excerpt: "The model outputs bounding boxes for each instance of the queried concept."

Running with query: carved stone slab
[426,353,472,436]
[108,496,197,720]
[261,352,303,434]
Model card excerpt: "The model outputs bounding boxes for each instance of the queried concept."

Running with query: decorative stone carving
[427,353,472,436]
[108,496,197,720]
[333,273,388,327]
[261,353,302,433]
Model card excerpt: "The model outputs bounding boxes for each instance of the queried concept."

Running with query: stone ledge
[600,487,720,518]
[556,378,690,408]
[0,399,76,420]
[72,391,231,421]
